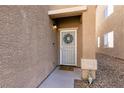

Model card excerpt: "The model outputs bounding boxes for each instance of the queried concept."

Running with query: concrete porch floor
[39,67,81,88]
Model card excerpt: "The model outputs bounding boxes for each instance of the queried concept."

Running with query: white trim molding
[48,6,87,15]
[48,6,87,18]
[58,27,78,31]
[81,59,97,70]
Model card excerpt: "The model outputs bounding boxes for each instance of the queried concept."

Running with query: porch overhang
[48,6,87,19]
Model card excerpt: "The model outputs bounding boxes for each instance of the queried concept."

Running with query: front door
[60,29,77,66]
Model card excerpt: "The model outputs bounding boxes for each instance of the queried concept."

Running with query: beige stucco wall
[96,6,106,32]
[0,6,57,88]
[96,6,124,59]
[82,6,96,59]
[80,6,97,80]
[55,16,82,67]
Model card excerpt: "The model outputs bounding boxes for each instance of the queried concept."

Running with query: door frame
[59,28,77,66]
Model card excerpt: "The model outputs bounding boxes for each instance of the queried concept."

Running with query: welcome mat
[59,65,74,71]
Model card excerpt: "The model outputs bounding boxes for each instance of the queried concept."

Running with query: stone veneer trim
[81,59,97,70]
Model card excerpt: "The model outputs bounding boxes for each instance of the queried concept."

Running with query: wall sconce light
[52,20,57,31]
[53,25,57,29]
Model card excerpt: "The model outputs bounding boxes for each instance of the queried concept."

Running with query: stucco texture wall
[96,6,124,59]
[96,6,106,32]
[0,6,57,88]
[82,6,96,59]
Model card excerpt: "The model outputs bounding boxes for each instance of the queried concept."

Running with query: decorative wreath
[63,33,73,44]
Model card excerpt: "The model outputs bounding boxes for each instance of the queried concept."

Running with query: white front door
[60,29,77,66]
